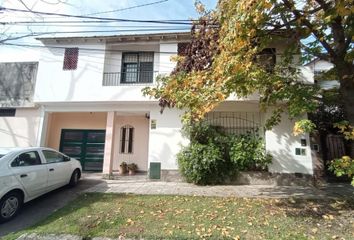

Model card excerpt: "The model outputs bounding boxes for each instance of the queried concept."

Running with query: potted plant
[127,163,138,175]
[119,161,128,175]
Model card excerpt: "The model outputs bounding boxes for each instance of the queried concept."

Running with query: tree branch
[17,0,33,12]
[313,0,331,12]
[300,42,331,62]
[282,0,337,58]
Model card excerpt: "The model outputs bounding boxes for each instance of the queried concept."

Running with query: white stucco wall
[34,40,179,103]
[306,59,334,72]
[148,106,187,170]
[159,43,177,75]
[0,108,41,147]
[34,42,106,103]
[265,112,313,174]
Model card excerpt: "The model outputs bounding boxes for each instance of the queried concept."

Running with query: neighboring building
[0,32,315,176]
[0,62,42,147]
[305,58,340,90]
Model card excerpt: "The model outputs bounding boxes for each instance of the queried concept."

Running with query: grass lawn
[3,193,354,240]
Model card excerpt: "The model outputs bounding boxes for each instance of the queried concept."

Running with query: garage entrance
[59,129,106,171]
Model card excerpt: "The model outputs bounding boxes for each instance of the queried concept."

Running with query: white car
[0,147,82,223]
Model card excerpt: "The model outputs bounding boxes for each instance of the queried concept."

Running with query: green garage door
[59,129,106,171]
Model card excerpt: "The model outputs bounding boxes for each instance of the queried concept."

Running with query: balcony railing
[103,71,159,86]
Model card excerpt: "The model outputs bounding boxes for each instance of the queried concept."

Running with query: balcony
[103,71,160,86]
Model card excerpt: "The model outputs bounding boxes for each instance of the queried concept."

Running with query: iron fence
[102,71,159,86]
[205,112,262,136]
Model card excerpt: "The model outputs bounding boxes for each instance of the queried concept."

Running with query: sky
[0,0,218,61]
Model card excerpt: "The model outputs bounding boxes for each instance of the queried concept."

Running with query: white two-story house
[0,31,316,177]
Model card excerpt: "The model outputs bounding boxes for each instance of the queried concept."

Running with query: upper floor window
[256,48,276,72]
[177,42,189,56]
[120,125,134,154]
[0,108,16,117]
[63,48,79,71]
[121,52,154,84]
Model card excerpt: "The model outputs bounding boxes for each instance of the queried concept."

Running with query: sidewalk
[84,174,354,199]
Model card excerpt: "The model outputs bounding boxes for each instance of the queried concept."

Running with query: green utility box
[149,162,161,179]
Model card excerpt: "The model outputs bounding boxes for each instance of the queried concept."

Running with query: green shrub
[177,142,233,185]
[229,134,272,171]
[178,122,272,185]
[182,121,226,144]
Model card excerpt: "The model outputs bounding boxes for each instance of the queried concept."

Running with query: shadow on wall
[269,125,312,174]
[271,148,311,173]
[65,65,87,101]
[41,47,104,102]
[0,116,38,147]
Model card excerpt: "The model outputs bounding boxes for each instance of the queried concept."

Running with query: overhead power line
[0,6,194,25]
[85,0,169,16]
[6,27,191,36]
[0,20,195,25]
[1,23,186,28]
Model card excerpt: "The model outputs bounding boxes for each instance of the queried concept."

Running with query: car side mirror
[63,156,71,162]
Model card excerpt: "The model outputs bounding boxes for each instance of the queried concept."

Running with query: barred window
[121,52,154,83]
[256,48,276,72]
[120,125,134,154]
[177,42,189,56]
[63,48,79,70]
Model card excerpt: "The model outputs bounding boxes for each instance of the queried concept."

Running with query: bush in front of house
[178,122,272,185]
[178,142,231,185]
[229,134,272,171]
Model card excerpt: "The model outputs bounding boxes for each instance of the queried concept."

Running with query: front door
[59,129,105,171]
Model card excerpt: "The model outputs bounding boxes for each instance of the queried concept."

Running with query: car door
[9,150,48,198]
[42,150,72,189]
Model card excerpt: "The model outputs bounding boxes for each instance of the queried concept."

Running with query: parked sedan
[0,147,82,223]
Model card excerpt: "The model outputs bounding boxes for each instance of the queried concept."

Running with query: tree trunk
[337,62,354,158]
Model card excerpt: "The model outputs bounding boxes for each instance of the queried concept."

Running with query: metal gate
[326,134,346,160]
[205,112,261,135]
[59,129,106,171]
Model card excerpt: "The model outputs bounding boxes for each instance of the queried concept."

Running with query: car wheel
[69,169,80,187]
[0,191,23,223]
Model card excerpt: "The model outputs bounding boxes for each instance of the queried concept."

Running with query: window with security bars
[121,52,153,83]
[177,42,189,56]
[256,48,276,72]
[120,125,134,154]
[63,48,79,70]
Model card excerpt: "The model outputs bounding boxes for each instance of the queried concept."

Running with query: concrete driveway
[0,173,103,237]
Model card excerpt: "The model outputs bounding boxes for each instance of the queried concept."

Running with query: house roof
[36,31,191,43]
[305,57,322,66]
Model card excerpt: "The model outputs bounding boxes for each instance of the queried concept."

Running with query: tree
[144,0,354,157]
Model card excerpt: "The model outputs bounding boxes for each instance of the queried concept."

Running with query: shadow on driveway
[0,174,103,237]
